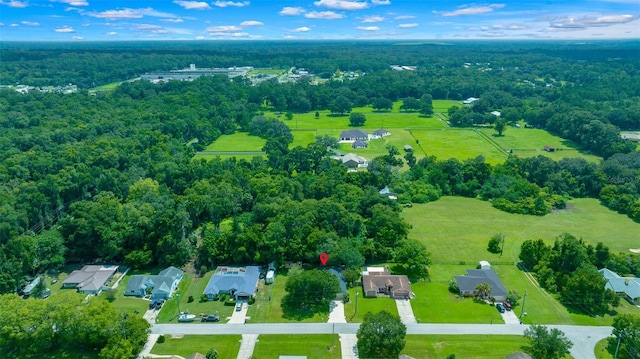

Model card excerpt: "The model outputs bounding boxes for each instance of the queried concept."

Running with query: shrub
[248,296,256,305]
[448,280,460,294]
[157,335,166,344]
[187,295,194,303]
[224,299,237,306]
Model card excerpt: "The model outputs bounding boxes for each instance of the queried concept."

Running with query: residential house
[600,268,640,305]
[454,268,508,301]
[403,145,413,152]
[370,129,390,139]
[361,267,411,299]
[490,111,501,117]
[339,129,368,142]
[379,186,397,200]
[62,265,118,295]
[621,133,640,142]
[332,153,368,169]
[543,145,555,152]
[463,97,479,104]
[204,266,261,301]
[352,140,368,149]
[124,266,184,300]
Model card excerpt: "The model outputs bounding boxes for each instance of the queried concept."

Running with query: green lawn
[98,274,149,317]
[595,338,614,359]
[401,335,541,359]
[411,128,508,164]
[252,334,341,359]
[342,286,399,323]
[479,127,601,163]
[202,132,266,152]
[291,129,318,148]
[247,270,329,323]
[151,335,241,358]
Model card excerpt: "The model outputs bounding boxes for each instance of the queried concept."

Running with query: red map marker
[319,253,329,266]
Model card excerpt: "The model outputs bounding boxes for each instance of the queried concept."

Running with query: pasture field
[202,132,266,152]
[479,127,602,163]
[252,334,341,359]
[403,196,640,263]
[411,128,508,164]
[151,334,242,358]
[401,335,534,359]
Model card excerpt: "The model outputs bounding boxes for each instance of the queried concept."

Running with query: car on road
[502,301,512,311]
[235,302,243,311]
[201,314,220,322]
[496,303,505,313]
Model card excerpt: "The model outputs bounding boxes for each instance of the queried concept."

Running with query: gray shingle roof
[204,266,261,298]
[454,269,507,298]
[600,268,640,299]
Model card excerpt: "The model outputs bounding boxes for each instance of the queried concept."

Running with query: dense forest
[0,41,639,300]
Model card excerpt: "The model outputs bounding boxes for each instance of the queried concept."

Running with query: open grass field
[90,81,122,92]
[479,127,602,163]
[411,128,508,164]
[202,132,266,152]
[247,270,329,323]
[342,286,399,322]
[151,334,241,358]
[252,334,341,359]
[401,335,539,359]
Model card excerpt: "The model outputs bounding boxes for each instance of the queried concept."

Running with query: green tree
[419,93,434,116]
[474,282,492,300]
[560,265,615,314]
[519,239,549,269]
[349,112,366,126]
[399,97,420,112]
[206,348,219,359]
[393,240,431,280]
[609,314,640,359]
[494,118,507,136]
[328,95,352,115]
[371,97,393,112]
[282,268,340,315]
[522,325,573,359]
[487,233,504,254]
[357,310,407,359]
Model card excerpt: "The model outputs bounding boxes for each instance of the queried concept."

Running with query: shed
[479,261,491,270]
[403,145,413,152]
[543,145,555,152]
[266,269,275,285]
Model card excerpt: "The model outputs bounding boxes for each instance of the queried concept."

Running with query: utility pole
[500,234,505,257]
[331,322,335,348]
[613,331,623,359]
[519,290,527,322]
[355,291,359,317]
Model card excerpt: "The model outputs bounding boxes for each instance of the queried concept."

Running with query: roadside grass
[247,271,329,323]
[403,196,640,263]
[595,338,614,359]
[401,335,536,359]
[479,127,601,163]
[343,286,399,323]
[410,128,508,165]
[252,334,341,359]
[151,334,241,358]
[157,272,234,323]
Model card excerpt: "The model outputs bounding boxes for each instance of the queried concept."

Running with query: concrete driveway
[328,300,347,323]
[339,334,358,359]
[237,334,258,359]
[228,302,248,324]
[501,309,520,324]
[395,298,417,324]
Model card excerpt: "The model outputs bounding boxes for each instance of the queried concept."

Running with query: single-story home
[543,145,555,152]
[379,186,397,200]
[332,153,368,169]
[370,129,390,139]
[361,267,411,299]
[339,129,368,142]
[204,266,261,301]
[463,97,479,104]
[621,133,640,142]
[62,265,118,295]
[403,145,413,152]
[454,268,508,301]
[22,276,41,297]
[352,140,368,149]
[124,266,184,300]
[490,111,501,117]
[600,268,640,305]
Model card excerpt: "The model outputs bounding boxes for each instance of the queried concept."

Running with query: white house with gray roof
[204,266,261,301]
[600,268,640,305]
[124,266,183,300]
[62,265,118,295]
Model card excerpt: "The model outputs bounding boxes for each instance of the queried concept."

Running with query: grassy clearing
[411,128,508,165]
[479,127,601,163]
[203,132,266,152]
[401,335,536,359]
[342,286,399,323]
[90,81,122,92]
[291,129,318,148]
[151,334,241,358]
[252,334,341,359]
[247,270,329,323]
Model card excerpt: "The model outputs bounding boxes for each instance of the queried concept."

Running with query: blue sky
[1,0,639,41]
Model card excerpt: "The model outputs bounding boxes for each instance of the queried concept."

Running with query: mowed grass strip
[252,334,341,359]
[403,196,640,264]
[151,335,241,358]
[411,129,508,164]
[342,286,399,323]
[401,335,537,359]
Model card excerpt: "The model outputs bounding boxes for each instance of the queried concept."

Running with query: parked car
[235,302,243,311]
[201,314,220,322]
[496,303,505,313]
[502,301,512,311]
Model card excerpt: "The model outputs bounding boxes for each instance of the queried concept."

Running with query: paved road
[151,323,612,359]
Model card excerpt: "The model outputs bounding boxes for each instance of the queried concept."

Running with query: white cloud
[173,1,210,10]
[240,20,263,26]
[469,24,525,31]
[441,4,505,17]
[133,23,192,35]
[55,25,75,32]
[21,21,39,26]
[206,25,243,32]
[0,23,4,26]
[88,7,176,20]
[305,11,344,19]
[314,0,369,11]
[357,26,379,31]
[213,1,249,7]
[371,0,390,4]
[398,23,418,28]
[163,18,184,23]
[279,6,305,16]
[72,36,83,39]
[209,31,250,37]
[196,35,205,40]
[10,23,19,27]
[362,15,384,22]
[549,14,637,29]
[51,0,88,5]
[106,31,117,35]
[0,0,28,8]
[394,15,415,20]
[291,26,311,32]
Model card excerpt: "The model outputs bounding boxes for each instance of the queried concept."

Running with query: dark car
[201,314,220,322]
[496,303,505,313]
[502,301,512,311]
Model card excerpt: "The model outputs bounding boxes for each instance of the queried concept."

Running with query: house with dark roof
[62,265,118,295]
[332,153,368,169]
[454,268,507,301]
[600,268,640,305]
[339,129,368,142]
[370,129,390,139]
[204,266,261,301]
[361,267,411,299]
[124,266,184,300]
[352,140,368,149]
